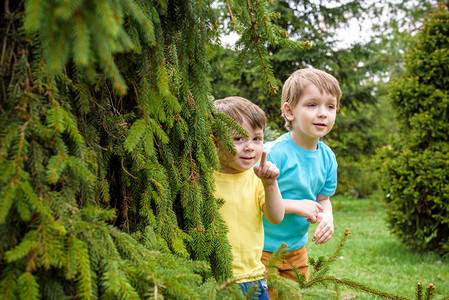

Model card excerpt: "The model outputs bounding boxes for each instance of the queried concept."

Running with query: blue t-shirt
[262,132,338,252]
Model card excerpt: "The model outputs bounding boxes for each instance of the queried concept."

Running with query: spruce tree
[0,0,309,298]
[377,4,449,255]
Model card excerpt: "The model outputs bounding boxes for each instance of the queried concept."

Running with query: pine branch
[73,237,92,300]
[225,0,240,33]
[130,1,156,46]
[123,118,146,153]
[66,235,79,280]
[46,154,68,184]
[53,0,84,21]
[229,0,312,94]
[93,0,122,38]
[15,186,32,221]
[309,228,351,279]
[66,156,95,184]
[80,206,116,222]
[424,284,436,300]
[0,181,16,223]
[147,118,169,145]
[46,106,66,133]
[300,228,439,300]
[308,276,409,300]
[23,0,44,32]
[102,259,140,300]
[47,21,71,73]
[4,239,39,263]
[95,40,128,95]
[18,180,54,222]
[61,109,84,143]
[1,124,20,159]
[0,158,16,184]
[265,242,287,270]
[0,263,20,299]
[99,178,111,204]
[17,272,39,300]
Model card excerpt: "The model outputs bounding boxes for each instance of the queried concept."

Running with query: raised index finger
[259,151,267,167]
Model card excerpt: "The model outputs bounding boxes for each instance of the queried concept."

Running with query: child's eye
[307,103,316,107]
[254,137,263,142]
[328,104,336,109]
[234,137,243,142]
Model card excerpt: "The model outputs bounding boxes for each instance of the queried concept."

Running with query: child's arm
[284,199,324,224]
[253,152,285,224]
[312,194,334,244]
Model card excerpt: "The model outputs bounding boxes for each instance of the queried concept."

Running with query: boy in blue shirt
[261,68,342,284]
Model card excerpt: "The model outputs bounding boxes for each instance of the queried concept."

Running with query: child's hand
[253,152,279,184]
[285,200,323,223]
[302,200,323,224]
[312,211,334,244]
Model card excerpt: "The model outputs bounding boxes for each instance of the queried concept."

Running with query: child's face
[218,119,264,174]
[283,84,337,149]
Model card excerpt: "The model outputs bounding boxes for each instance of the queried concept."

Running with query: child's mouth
[241,157,254,161]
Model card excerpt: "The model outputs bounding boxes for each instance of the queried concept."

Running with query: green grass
[300,195,449,300]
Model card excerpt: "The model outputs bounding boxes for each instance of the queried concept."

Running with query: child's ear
[282,103,294,121]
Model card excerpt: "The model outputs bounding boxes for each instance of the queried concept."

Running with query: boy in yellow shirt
[213,96,285,299]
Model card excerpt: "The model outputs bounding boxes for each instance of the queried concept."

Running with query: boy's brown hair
[214,96,266,130]
[281,68,342,131]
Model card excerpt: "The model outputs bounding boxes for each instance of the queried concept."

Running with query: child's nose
[244,142,255,151]
[317,106,327,118]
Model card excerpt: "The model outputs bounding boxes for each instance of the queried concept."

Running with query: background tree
[210,0,440,197]
[0,0,309,298]
[376,4,449,255]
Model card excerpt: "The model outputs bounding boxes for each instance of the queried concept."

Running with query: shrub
[376,4,449,255]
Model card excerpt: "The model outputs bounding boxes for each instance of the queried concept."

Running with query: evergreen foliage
[269,229,438,300]
[376,4,449,256]
[0,0,310,298]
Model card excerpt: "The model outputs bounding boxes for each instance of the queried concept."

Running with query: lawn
[300,195,449,300]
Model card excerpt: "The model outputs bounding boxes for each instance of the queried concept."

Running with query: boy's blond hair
[214,96,266,130]
[281,68,342,131]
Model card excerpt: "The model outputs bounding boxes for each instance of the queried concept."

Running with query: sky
[220,1,374,49]
[220,0,434,50]
[222,19,372,49]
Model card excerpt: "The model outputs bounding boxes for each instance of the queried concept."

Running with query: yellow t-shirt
[214,169,266,282]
